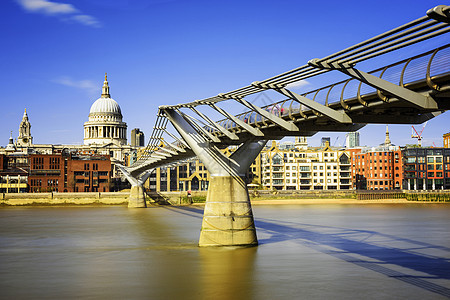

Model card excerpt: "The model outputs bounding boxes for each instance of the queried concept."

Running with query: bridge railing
[210,44,450,131]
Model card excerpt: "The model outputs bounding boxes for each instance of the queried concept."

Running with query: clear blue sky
[1,0,449,147]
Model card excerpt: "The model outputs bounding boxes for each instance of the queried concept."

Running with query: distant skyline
[1,0,449,148]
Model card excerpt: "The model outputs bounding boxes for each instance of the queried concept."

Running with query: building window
[272,154,282,165]
[407,157,416,163]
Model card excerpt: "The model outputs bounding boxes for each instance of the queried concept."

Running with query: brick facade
[28,152,111,193]
[350,147,403,190]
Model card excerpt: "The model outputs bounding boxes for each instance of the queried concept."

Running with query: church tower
[384,125,391,146]
[16,109,33,147]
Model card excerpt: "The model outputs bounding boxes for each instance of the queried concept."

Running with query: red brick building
[28,151,111,193]
[29,154,62,192]
[350,147,403,190]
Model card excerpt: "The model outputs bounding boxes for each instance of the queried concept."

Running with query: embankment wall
[1,192,129,206]
[1,190,449,206]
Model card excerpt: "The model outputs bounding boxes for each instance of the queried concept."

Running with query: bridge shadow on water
[256,218,450,298]
[167,206,450,298]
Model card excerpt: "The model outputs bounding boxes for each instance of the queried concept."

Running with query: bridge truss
[118,5,450,246]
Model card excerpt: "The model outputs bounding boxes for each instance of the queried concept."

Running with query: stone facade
[261,140,351,190]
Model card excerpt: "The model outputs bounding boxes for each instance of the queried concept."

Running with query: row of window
[405,164,449,170]
[32,157,44,170]
[404,171,450,178]
[47,179,58,186]
[74,171,109,177]
[30,179,42,186]
[406,156,448,163]
[268,178,349,185]
[49,157,60,170]
[368,180,393,186]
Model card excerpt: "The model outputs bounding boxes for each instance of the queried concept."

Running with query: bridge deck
[125,6,450,174]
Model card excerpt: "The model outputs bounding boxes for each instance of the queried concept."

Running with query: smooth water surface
[1,204,449,299]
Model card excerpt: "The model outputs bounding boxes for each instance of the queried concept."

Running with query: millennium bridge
[117,5,450,247]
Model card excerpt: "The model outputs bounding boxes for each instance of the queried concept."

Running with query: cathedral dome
[88,74,122,118]
[89,97,122,116]
[84,73,127,146]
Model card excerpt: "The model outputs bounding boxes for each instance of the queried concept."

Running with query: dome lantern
[101,72,110,98]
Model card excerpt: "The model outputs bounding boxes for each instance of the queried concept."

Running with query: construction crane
[411,121,427,147]
[333,136,339,147]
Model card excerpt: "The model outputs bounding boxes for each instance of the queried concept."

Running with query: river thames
[1,204,449,299]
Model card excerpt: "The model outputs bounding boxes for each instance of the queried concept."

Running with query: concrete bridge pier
[128,183,147,208]
[116,166,153,208]
[164,109,266,247]
[200,174,257,246]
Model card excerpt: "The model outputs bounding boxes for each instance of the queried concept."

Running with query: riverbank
[248,198,442,205]
[0,192,129,206]
[1,190,449,206]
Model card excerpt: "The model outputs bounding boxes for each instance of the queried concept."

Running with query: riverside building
[349,125,403,190]
[261,138,352,190]
[349,147,403,190]
[402,147,450,190]
[1,74,144,192]
[28,151,111,193]
[143,147,262,192]
[7,74,138,166]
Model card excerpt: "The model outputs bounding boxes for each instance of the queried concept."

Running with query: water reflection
[158,206,258,299]
[199,247,257,300]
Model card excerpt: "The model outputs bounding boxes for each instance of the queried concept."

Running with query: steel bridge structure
[118,5,450,247]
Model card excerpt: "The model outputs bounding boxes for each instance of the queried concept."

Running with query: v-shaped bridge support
[116,164,153,208]
[163,108,266,247]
